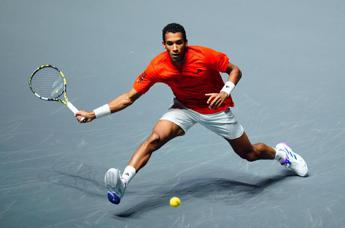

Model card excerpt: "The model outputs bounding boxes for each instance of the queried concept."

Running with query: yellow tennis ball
[169,197,181,207]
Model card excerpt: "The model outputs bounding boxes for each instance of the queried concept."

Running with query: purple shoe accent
[280,157,291,166]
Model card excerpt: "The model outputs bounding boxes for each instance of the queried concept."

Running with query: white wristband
[93,104,111,119]
[220,81,236,96]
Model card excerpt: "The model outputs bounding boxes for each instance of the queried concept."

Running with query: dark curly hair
[162,23,187,43]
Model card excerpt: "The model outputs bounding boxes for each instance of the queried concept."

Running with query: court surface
[1,0,345,227]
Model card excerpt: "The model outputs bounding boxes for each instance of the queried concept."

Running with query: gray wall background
[1,0,345,227]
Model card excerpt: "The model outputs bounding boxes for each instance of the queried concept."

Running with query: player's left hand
[205,92,228,109]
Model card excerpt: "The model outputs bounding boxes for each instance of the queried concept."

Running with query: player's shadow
[114,170,294,219]
[41,161,295,219]
[40,161,105,199]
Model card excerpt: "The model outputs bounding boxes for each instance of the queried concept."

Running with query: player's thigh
[151,119,185,142]
[199,108,244,140]
[160,106,196,135]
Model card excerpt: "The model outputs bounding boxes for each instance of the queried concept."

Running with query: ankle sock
[121,166,136,186]
[274,147,286,162]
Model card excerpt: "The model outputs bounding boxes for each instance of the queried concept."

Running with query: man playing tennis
[76,23,308,205]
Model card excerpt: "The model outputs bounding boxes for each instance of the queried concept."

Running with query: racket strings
[30,68,65,100]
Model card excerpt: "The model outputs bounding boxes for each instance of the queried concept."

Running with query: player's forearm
[227,65,242,85]
[89,89,141,120]
[108,92,136,113]
[219,64,242,97]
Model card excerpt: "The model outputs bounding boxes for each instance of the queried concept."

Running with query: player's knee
[244,152,257,162]
[146,132,163,148]
[245,143,266,161]
[237,149,255,162]
[239,143,272,162]
[240,146,262,162]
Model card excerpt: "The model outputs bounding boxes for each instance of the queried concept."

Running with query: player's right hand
[205,92,228,109]
[75,110,95,123]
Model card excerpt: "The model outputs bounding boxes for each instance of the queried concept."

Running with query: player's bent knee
[238,148,259,162]
[245,143,267,161]
[147,132,161,144]
[146,132,167,151]
[245,153,257,162]
[236,150,255,162]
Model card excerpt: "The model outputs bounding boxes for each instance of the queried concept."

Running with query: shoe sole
[104,168,122,204]
[107,191,121,204]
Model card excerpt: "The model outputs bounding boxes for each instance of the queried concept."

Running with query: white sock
[274,148,286,162]
[121,166,136,186]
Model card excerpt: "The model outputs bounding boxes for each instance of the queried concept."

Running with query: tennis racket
[29,64,84,120]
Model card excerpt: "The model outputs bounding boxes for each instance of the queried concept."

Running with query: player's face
[163,32,187,64]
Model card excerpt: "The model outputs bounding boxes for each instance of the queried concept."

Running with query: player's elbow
[124,92,139,106]
[124,96,135,106]
[227,64,242,79]
[126,89,141,105]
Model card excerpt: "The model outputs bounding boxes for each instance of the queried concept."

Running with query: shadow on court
[40,161,105,199]
[40,163,295,220]
[113,171,294,219]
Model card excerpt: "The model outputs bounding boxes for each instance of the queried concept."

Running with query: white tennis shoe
[276,143,309,177]
[104,168,126,204]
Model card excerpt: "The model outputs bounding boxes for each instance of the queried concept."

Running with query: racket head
[28,64,67,102]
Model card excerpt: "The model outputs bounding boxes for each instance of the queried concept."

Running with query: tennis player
[76,23,308,205]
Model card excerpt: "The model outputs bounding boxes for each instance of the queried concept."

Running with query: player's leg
[105,105,196,204]
[198,109,275,160]
[127,104,196,174]
[226,133,308,176]
[198,108,308,176]
[105,120,184,204]
[128,119,185,172]
[225,132,276,161]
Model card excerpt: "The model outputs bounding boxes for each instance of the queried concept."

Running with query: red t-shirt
[133,46,234,114]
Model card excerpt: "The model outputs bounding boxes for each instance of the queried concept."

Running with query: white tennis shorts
[160,99,244,140]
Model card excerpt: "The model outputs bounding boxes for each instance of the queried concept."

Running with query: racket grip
[67,101,86,122]
[66,101,79,115]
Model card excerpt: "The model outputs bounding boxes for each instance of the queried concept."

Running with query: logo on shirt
[196,69,202,74]
[136,72,147,83]
[184,68,203,76]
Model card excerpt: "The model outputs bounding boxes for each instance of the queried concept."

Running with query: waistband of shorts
[172,98,230,116]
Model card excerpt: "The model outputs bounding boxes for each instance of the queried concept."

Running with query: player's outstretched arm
[76,88,141,123]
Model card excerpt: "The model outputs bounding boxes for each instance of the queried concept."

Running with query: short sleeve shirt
[133,46,234,114]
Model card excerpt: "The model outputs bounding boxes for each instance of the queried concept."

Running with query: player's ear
[162,41,167,49]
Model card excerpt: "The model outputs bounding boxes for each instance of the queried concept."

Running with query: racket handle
[66,101,79,115]
[67,101,86,122]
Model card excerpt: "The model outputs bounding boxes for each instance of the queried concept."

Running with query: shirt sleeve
[204,47,230,73]
[133,62,157,94]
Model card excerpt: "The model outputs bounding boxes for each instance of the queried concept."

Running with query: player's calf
[236,143,275,162]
